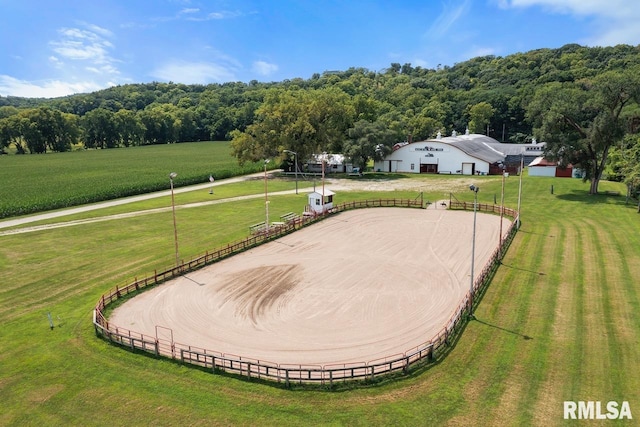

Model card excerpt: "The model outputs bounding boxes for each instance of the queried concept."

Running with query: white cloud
[49,56,63,68]
[426,0,473,39]
[155,8,241,22]
[500,0,640,46]
[252,61,278,76]
[50,25,119,70]
[0,22,124,97]
[0,75,104,98]
[186,10,242,21]
[150,60,237,84]
[84,23,113,38]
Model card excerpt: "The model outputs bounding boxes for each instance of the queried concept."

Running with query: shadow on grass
[556,191,629,206]
[473,318,533,341]
[500,262,546,276]
[517,228,555,238]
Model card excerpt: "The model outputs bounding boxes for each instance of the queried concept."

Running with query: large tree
[528,68,640,194]
[12,107,79,153]
[82,108,118,149]
[468,101,495,134]
[609,135,640,209]
[344,120,396,169]
[230,87,355,164]
[114,109,145,147]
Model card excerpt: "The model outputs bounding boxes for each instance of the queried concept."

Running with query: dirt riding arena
[111,207,507,366]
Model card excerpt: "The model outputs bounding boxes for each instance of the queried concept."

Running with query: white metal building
[527,156,574,177]
[375,133,509,175]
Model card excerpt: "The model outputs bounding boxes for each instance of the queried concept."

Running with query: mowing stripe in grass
[595,220,640,405]
[444,223,548,425]
[530,216,590,426]
[511,221,563,425]
[594,221,624,400]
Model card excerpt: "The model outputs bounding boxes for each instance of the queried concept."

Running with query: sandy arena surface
[111,207,508,366]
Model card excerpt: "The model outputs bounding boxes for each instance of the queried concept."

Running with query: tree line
[1,43,640,195]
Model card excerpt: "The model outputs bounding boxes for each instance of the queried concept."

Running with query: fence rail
[93,197,518,385]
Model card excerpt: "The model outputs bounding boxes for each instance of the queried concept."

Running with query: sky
[1,0,639,98]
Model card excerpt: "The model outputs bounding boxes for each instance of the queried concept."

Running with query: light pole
[321,153,327,213]
[264,159,270,235]
[469,184,479,318]
[283,149,298,194]
[499,163,507,256]
[517,150,524,229]
[169,172,180,267]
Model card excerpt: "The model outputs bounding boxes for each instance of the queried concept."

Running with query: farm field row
[0,141,266,218]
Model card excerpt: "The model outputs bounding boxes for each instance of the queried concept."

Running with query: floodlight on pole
[169,172,180,268]
[283,149,298,194]
[264,159,270,235]
[469,184,479,318]
[499,163,507,256]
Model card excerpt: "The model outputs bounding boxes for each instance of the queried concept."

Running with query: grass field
[0,162,638,425]
[0,141,267,218]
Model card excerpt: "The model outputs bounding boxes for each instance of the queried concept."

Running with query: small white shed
[307,189,335,214]
[528,156,574,177]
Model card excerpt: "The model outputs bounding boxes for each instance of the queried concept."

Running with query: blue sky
[1,0,639,98]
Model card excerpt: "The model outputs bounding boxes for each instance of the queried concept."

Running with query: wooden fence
[93,197,518,385]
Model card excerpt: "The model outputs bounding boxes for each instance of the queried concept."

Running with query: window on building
[411,163,415,170]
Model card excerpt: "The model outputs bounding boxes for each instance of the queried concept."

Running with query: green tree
[114,109,145,147]
[139,105,178,145]
[19,107,79,153]
[528,68,640,194]
[609,135,640,209]
[468,101,495,134]
[231,87,354,164]
[82,108,118,149]
[0,114,25,152]
[344,120,396,169]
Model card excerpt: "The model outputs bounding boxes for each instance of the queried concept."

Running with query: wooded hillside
[1,43,640,195]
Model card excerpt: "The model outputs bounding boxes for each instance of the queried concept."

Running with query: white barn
[374,133,507,175]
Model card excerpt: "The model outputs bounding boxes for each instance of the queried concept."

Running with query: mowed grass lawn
[0,164,638,425]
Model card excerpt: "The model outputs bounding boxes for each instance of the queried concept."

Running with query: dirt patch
[218,264,301,325]
[326,176,480,193]
[110,207,507,366]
